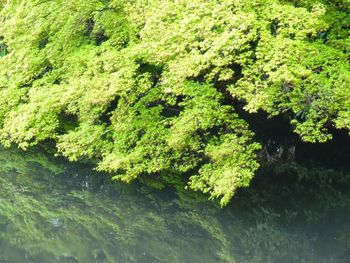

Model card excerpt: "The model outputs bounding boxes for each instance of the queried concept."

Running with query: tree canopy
[0,0,349,205]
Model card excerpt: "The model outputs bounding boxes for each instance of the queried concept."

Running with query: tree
[0,0,349,205]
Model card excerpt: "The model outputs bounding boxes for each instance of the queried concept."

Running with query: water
[0,147,349,263]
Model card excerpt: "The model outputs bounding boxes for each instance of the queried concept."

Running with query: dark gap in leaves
[161,104,182,118]
[309,31,329,43]
[0,37,8,57]
[58,112,79,134]
[36,65,53,79]
[53,78,62,85]
[215,63,243,90]
[160,93,186,118]
[94,28,109,46]
[313,66,323,74]
[85,18,95,37]
[99,96,120,125]
[232,98,350,171]
[189,66,214,83]
[205,125,221,141]
[39,37,49,49]
[37,66,53,79]
[248,37,260,63]
[281,81,293,93]
[19,83,32,89]
[296,128,350,171]
[85,18,110,45]
[270,20,279,36]
[137,61,163,81]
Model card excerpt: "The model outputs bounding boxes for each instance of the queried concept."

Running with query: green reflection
[0,147,349,262]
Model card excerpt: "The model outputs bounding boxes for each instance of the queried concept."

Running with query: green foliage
[0,0,349,204]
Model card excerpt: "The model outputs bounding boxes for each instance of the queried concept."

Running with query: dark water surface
[0,147,349,263]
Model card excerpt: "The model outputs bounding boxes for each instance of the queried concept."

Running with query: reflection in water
[0,147,349,263]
